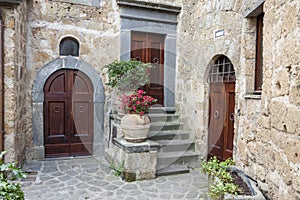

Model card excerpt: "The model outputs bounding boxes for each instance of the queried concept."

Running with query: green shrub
[104,60,151,90]
[201,156,238,199]
[0,151,26,200]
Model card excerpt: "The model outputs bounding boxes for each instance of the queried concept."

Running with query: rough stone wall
[176,0,246,157]
[0,1,28,163]
[177,0,299,199]
[235,1,300,199]
[25,0,121,159]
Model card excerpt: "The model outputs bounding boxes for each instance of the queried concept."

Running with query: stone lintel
[117,0,181,14]
[0,0,22,6]
[113,138,160,153]
[244,0,265,18]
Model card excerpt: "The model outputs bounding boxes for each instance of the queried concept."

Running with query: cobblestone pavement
[21,156,209,200]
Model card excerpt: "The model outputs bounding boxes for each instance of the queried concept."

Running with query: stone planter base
[105,138,160,182]
[224,167,266,200]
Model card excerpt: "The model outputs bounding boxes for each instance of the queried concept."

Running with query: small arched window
[209,55,235,83]
[59,37,79,57]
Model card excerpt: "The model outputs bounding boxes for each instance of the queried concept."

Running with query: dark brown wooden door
[44,69,93,158]
[208,82,235,161]
[208,55,236,161]
[131,32,165,105]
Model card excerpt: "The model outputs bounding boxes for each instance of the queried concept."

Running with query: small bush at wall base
[201,157,238,199]
[0,151,26,200]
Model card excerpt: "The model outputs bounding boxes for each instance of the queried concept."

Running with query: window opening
[254,13,264,92]
[59,37,79,57]
[209,56,235,83]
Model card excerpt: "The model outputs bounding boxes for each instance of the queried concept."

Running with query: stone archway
[32,56,105,160]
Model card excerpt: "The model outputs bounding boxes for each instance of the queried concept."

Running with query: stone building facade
[176,0,300,199]
[0,0,298,199]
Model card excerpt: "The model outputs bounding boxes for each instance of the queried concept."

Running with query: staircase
[148,107,199,176]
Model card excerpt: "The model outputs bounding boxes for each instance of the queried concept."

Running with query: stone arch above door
[32,56,105,160]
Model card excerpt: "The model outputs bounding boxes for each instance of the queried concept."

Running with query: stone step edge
[148,130,190,137]
[156,164,189,176]
[157,150,199,159]
[156,139,195,146]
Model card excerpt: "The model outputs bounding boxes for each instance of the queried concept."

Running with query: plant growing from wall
[0,151,26,200]
[201,157,238,199]
[105,60,151,90]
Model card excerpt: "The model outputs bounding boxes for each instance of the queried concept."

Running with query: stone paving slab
[21,156,209,200]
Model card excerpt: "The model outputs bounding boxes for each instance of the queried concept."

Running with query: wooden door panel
[131,32,165,106]
[71,143,93,156]
[48,73,66,93]
[47,102,67,139]
[72,102,92,137]
[208,82,235,161]
[44,69,93,158]
[208,83,225,160]
[223,83,235,160]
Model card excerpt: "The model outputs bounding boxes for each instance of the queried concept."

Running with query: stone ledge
[0,0,22,5]
[117,0,181,14]
[244,93,262,100]
[113,138,160,153]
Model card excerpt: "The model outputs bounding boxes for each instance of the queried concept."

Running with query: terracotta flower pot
[120,114,151,143]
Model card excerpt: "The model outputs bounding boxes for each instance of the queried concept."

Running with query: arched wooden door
[44,69,94,158]
[208,56,235,161]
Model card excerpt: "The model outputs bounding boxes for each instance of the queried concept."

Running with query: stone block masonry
[106,138,160,182]
[176,0,300,199]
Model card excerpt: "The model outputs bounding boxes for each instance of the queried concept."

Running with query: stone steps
[156,164,189,176]
[148,113,179,122]
[157,150,199,170]
[148,130,190,140]
[150,122,183,131]
[156,139,195,153]
[111,107,199,176]
[148,108,199,176]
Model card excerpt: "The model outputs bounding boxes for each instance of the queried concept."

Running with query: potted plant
[120,90,157,142]
[105,60,151,90]
[201,157,238,200]
[104,60,151,114]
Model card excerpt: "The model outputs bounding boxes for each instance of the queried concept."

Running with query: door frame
[118,1,181,108]
[32,56,105,160]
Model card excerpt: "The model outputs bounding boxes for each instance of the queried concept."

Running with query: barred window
[209,55,235,83]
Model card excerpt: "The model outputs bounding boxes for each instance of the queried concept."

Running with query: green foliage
[104,60,151,89]
[0,151,26,200]
[109,161,124,178]
[201,157,238,199]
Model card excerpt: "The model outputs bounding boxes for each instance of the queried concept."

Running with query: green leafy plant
[0,151,26,200]
[104,60,151,90]
[201,157,238,199]
[109,161,124,178]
